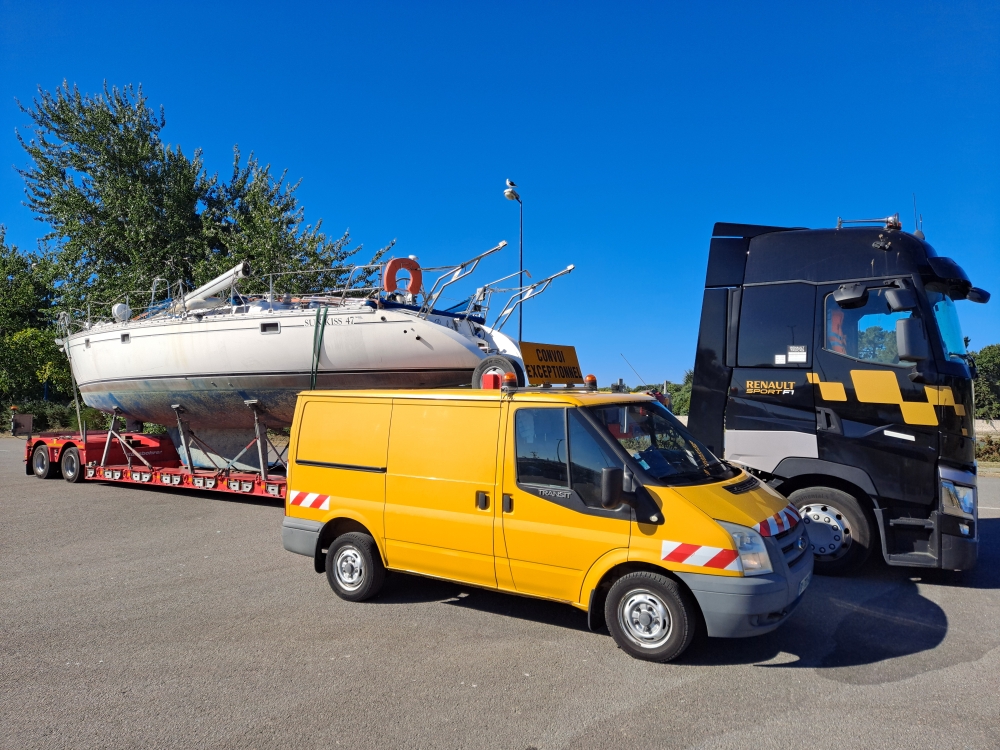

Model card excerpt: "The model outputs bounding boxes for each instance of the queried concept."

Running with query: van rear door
[383,399,501,587]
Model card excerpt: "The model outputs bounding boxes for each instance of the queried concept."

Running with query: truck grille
[775,522,809,569]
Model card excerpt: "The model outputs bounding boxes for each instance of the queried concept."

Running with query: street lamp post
[504,180,522,342]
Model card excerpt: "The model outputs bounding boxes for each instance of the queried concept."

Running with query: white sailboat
[61,242,572,469]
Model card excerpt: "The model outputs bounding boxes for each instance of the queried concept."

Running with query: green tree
[0,228,68,405]
[858,325,898,364]
[16,82,381,315]
[972,344,1000,421]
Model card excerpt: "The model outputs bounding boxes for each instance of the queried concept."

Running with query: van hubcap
[619,590,671,648]
[335,547,365,591]
[801,503,852,560]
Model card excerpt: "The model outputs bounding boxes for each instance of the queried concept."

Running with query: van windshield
[588,401,734,483]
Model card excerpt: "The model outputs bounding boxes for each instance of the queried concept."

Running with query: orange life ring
[383,258,422,294]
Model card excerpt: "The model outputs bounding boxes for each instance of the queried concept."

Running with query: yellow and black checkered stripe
[806,371,965,428]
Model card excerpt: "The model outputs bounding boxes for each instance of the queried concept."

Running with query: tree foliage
[16,82,383,314]
[972,344,1000,421]
[0,228,70,405]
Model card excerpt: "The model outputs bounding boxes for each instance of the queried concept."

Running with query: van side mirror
[601,467,637,510]
[834,283,869,309]
[885,288,917,312]
[897,318,929,362]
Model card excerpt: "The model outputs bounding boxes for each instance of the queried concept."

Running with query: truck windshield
[588,401,732,482]
[926,291,967,361]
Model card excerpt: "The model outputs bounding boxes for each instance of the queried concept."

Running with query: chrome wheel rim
[63,452,78,479]
[335,546,365,591]
[618,589,672,649]
[801,502,853,560]
[33,451,47,475]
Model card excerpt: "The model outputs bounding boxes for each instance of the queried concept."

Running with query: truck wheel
[32,445,59,479]
[789,487,873,577]
[325,532,386,602]
[61,447,84,483]
[471,355,525,388]
[604,571,696,662]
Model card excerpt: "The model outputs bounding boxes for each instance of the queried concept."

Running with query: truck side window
[568,410,621,508]
[824,288,913,366]
[737,283,815,367]
[515,408,568,487]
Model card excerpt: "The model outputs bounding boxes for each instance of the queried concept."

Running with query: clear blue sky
[2,1,998,385]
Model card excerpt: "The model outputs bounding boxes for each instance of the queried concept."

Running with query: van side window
[737,283,816,367]
[515,408,568,487]
[568,410,620,507]
[824,288,913,366]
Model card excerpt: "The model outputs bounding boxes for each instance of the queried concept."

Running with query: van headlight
[717,521,773,576]
[941,480,976,518]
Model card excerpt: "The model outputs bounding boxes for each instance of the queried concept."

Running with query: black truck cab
[688,218,989,575]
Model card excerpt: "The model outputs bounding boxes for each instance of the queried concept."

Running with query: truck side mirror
[885,288,917,312]
[968,287,990,304]
[834,283,869,309]
[897,318,929,362]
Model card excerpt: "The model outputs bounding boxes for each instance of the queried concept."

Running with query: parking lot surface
[2,435,999,749]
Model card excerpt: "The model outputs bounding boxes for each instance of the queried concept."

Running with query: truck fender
[772,457,879,498]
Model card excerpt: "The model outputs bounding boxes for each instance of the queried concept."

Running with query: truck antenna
[620,353,649,387]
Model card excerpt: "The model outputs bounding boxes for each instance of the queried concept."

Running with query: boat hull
[68,305,491,429]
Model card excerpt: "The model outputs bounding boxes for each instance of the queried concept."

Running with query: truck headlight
[941,480,976,518]
[717,521,773,576]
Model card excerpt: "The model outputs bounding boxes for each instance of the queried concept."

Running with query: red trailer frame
[23,429,286,500]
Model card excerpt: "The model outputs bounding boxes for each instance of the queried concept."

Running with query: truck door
[499,405,630,602]
[383,400,500,588]
[724,283,817,472]
[811,284,938,502]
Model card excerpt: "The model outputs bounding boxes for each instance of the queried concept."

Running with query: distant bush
[977,435,1000,463]
[3,399,105,433]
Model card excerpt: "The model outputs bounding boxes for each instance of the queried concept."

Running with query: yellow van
[282,388,813,661]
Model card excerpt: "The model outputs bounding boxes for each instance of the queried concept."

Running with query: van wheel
[325,532,386,602]
[604,572,696,662]
[789,487,873,577]
[472,355,525,388]
[32,445,59,479]
[61,447,84,483]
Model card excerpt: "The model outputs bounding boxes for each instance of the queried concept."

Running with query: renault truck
[687,216,989,576]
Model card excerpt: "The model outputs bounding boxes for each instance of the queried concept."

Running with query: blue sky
[1,1,998,384]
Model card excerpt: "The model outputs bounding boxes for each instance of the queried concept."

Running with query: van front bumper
[283,517,322,557]
[675,536,813,638]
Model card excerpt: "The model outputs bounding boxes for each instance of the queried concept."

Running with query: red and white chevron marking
[754,503,800,537]
[661,541,741,571]
[288,490,330,510]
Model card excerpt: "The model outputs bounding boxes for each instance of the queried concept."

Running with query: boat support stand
[100,408,154,471]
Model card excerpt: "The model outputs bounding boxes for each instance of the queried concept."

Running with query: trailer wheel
[32,445,59,479]
[789,487,873,577]
[472,355,525,388]
[604,571,696,662]
[325,532,385,602]
[60,447,84,483]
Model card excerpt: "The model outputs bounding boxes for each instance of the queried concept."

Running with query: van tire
[325,532,385,602]
[789,486,873,577]
[472,355,525,388]
[604,571,696,662]
[32,445,59,479]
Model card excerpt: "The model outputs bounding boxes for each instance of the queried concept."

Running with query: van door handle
[476,491,489,510]
[502,494,513,513]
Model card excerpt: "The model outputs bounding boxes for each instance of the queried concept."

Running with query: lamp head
[504,188,521,202]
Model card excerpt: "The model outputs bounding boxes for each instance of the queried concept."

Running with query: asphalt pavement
[2,435,999,749]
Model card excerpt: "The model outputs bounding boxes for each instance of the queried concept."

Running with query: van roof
[299,389,656,406]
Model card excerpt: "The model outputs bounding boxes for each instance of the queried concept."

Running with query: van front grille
[778,522,809,568]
